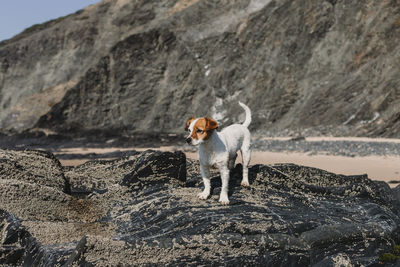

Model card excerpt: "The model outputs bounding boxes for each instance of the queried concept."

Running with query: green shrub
[379,245,400,263]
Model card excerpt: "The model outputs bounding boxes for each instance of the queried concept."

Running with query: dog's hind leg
[218,165,230,205]
[228,153,237,169]
[240,139,251,187]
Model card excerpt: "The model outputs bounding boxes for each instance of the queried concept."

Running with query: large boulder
[65,150,186,194]
[120,150,186,187]
[1,148,400,266]
[64,153,141,194]
[0,149,70,193]
[76,163,399,266]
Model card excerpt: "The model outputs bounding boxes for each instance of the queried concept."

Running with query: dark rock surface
[65,150,185,194]
[0,149,69,193]
[1,0,399,137]
[0,209,73,266]
[120,150,186,187]
[1,148,400,265]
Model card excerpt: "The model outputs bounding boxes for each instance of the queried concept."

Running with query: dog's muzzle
[185,137,192,144]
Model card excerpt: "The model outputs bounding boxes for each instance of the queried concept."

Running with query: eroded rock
[0,148,400,266]
[120,150,186,187]
[0,149,69,193]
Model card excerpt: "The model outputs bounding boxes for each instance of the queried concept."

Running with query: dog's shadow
[209,163,258,197]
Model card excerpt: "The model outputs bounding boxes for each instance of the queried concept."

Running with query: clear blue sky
[0,0,101,42]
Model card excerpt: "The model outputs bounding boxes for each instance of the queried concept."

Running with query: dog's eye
[196,129,203,134]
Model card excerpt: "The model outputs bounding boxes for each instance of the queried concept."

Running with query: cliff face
[1,0,399,137]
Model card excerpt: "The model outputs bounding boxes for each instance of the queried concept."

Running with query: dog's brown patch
[191,117,218,141]
[185,117,195,131]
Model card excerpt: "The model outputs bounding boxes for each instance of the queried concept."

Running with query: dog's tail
[238,101,251,128]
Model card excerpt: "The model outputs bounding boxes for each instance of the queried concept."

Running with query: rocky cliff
[2,148,400,266]
[0,0,399,137]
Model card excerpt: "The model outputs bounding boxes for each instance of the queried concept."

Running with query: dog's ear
[185,117,195,131]
[205,117,218,131]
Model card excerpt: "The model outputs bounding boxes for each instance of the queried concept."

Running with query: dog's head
[185,117,218,145]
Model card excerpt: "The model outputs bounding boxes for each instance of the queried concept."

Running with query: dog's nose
[186,137,192,144]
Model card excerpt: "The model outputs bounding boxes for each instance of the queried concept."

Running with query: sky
[0,0,101,42]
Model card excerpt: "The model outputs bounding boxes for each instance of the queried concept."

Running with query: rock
[0,148,110,244]
[65,150,186,194]
[0,179,71,221]
[312,253,353,267]
[392,185,400,203]
[0,209,72,266]
[63,236,88,266]
[0,0,399,137]
[290,135,306,142]
[64,153,141,194]
[1,148,400,266]
[0,149,70,193]
[0,210,26,266]
[98,163,399,266]
[120,150,186,187]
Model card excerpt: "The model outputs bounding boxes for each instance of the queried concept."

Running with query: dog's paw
[241,180,250,187]
[219,196,230,205]
[197,192,209,200]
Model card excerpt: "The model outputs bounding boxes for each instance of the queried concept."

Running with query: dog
[185,102,251,204]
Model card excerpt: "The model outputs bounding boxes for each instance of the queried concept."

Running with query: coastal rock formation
[0,0,399,137]
[0,149,69,193]
[1,148,400,265]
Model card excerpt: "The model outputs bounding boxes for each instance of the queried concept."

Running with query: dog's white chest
[198,134,229,167]
[199,146,226,166]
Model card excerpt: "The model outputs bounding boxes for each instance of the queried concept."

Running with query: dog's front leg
[198,164,211,200]
[219,166,230,205]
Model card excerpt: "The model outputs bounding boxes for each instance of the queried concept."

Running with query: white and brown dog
[185,102,251,204]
